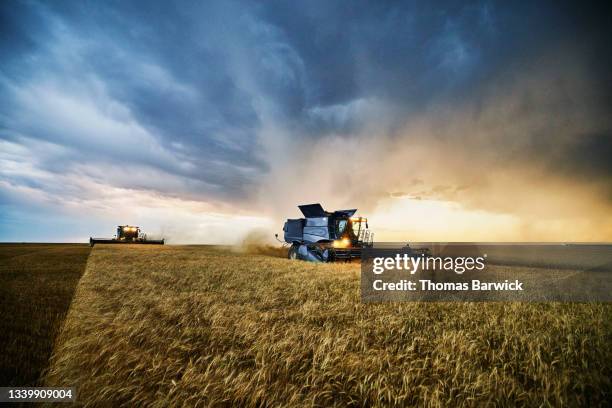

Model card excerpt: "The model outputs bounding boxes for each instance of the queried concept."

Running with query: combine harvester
[278,203,374,262]
[90,225,164,247]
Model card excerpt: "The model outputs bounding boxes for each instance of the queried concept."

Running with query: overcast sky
[1,1,611,242]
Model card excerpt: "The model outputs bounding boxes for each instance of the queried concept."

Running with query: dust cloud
[234,229,287,258]
[253,58,612,241]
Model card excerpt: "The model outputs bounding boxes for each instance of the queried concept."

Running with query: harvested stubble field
[0,244,90,386]
[45,245,610,407]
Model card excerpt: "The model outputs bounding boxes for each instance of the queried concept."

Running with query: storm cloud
[1,1,611,242]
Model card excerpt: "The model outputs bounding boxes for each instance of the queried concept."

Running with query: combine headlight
[333,238,351,248]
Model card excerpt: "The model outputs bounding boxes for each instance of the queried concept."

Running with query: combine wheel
[288,244,299,259]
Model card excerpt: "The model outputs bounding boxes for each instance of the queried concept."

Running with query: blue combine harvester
[277,203,374,262]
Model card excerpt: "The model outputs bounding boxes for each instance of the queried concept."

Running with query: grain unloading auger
[90,225,164,247]
[276,203,374,262]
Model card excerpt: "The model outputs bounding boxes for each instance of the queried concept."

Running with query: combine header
[90,225,164,247]
[278,203,373,262]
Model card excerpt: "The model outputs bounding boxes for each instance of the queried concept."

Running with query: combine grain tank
[90,225,164,246]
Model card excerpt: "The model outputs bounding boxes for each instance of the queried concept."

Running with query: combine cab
[279,203,373,262]
[90,225,164,247]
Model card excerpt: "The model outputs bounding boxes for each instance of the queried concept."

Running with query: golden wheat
[45,245,611,407]
[0,244,90,386]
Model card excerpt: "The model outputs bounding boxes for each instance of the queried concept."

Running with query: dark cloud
[1,0,611,240]
[552,132,612,189]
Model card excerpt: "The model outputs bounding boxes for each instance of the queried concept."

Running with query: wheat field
[0,244,90,387]
[45,245,611,407]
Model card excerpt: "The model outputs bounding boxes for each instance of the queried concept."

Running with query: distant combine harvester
[90,225,164,247]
